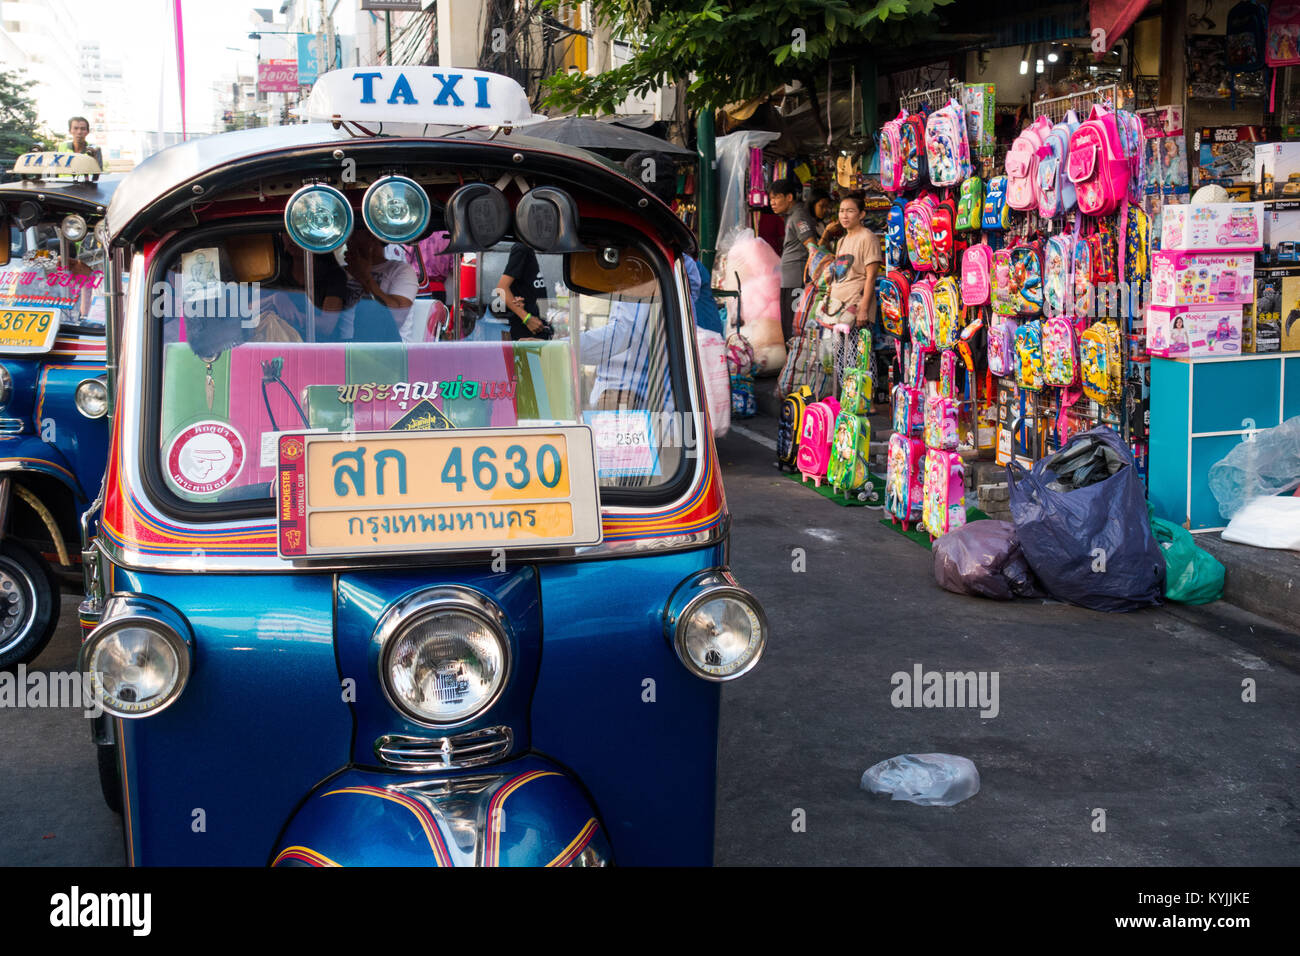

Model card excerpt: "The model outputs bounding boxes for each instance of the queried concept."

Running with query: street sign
[360,0,423,10]
[258,58,299,93]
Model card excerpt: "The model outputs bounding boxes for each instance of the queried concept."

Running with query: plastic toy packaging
[1159,202,1264,252]
[1150,250,1254,307]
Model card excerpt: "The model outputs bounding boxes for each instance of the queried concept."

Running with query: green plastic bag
[1149,513,1225,605]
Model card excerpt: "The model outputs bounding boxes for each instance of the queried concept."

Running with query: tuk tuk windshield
[153,227,691,506]
[1,221,108,333]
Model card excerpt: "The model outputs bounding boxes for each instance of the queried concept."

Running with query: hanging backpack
[933,276,964,349]
[886,432,926,530]
[1014,320,1044,391]
[796,396,842,485]
[922,448,967,539]
[992,247,1017,316]
[905,193,938,271]
[1010,241,1044,317]
[899,112,929,189]
[987,318,1016,377]
[961,242,993,306]
[892,383,925,437]
[880,113,907,193]
[938,348,960,398]
[925,97,972,187]
[1072,231,1094,321]
[931,195,959,273]
[1267,2,1300,67]
[1006,115,1053,211]
[1036,110,1080,219]
[924,392,960,450]
[908,277,938,350]
[878,270,911,338]
[982,175,1011,230]
[1079,320,1123,405]
[1228,1,1267,73]
[776,385,814,471]
[1043,233,1073,318]
[885,197,909,270]
[1041,315,1078,387]
[747,146,768,208]
[1067,106,1131,216]
[956,176,984,231]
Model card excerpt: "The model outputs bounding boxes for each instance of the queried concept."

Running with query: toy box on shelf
[1159,202,1264,252]
[1150,250,1255,306]
[1251,268,1298,353]
[962,83,996,157]
[1261,200,1300,266]
[1254,143,1300,200]
[1147,305,1244,357]
[1193,126,1265,188]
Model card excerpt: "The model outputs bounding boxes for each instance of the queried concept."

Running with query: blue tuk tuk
[0,154,114,668]
[81,67,766,865]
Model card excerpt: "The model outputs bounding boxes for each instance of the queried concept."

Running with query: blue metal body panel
[0,357,108,501]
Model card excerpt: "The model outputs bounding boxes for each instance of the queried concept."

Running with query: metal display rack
[898,80,962,115]
[1032,84,1119,123]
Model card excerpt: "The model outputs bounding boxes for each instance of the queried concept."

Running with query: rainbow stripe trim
[545,818,599,867]
[322,785,452,866]
[482,769,561,867]
[272,845,340,867]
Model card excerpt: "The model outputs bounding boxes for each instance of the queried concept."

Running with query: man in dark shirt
[770,178,819,342]
[495,242,552,340]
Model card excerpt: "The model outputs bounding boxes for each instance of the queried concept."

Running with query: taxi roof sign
[298,67,546,129]
[11,151,102,177]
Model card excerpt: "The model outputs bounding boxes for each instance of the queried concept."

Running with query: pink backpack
[924,98,972,187]
[1005,116,1052,211]
[904,194,939,271]
[938,349,959,398]
[892,383,925,437]
[1041,315,1078,387]
[1042,233,1073,318]
[1067,106,1130,215]
[797,396,842,485]
[987,319,1015,377]
[961,243,992,305]
[925,393,959,450]
[886,433,926,530]
[923,449,967,538]
[908,277,938,350]
[880,113,907,192]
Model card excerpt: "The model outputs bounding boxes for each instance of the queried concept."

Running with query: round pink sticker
[166,421,246,495]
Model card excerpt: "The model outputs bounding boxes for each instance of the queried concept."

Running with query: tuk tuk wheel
[96,742,123,816]
[0,540,58,670]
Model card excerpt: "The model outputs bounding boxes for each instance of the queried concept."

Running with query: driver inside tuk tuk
[255,235,349,341]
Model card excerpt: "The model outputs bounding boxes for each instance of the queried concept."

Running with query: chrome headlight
[362,175,430,244]
[375,587,510,727]
[665,572,768,681]
[284,183,354,253]
[75,376,108,418]
[0,366,11,408]
[61,214,87,241]
[81,613,192,718]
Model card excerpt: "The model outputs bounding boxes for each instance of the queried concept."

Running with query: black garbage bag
[933,520,1044,600]
[1008,426,1165,612]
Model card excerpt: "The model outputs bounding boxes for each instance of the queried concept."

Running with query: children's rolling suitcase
[828,409,875,501]
[922,448,967,539]
[776,384,814,471]
[886,432,926,530]
[797,396,842,486]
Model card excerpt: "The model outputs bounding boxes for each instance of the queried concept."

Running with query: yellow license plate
[277,427,602,557]
[0,309,60,353]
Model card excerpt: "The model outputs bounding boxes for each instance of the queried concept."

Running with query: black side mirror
[515,186,586,254]
[444,183,511,253]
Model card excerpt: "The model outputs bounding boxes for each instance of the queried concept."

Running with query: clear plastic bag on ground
[1221,494,1300,550]
[1208,416,1300,520]
[932,519,1043,600]
[860,753,981,806]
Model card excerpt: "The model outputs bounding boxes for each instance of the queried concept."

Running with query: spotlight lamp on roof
[362,175,430,244]
[284,182,354,254]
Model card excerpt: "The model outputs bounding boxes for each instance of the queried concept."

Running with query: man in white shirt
[342,231,419,341]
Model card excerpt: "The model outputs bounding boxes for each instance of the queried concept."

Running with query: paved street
[3,421,1298,866]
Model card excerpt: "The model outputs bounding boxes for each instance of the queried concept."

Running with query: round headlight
[75,377,108,418]
[377,589,510,727]
[284,183,354,254]
[668,581,767,681]
[86,620,191,718]
[362,175,430,244]
[61,214,87,241]
[0,366,12,408]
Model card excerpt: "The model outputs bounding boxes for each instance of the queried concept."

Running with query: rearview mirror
[565,248,656,295]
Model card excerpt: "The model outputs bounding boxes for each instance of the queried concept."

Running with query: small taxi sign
[277,425,602,558]
[297,66,544,128]
[11,151,102,177]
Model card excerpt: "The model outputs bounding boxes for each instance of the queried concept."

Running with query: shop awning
[1090,0,1152,58]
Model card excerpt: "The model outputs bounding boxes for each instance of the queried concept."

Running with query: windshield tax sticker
[167,421,246,495]
[583,410,659,477]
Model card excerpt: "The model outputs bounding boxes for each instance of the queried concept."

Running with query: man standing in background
[769,178,819,342]
[61,117,103,168]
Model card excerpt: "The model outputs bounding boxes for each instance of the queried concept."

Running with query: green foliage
[540,0,951,113]
[0,70,53,165]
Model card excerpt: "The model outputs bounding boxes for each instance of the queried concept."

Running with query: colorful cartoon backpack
[924,392,959,450]
[1267,2,1300,68]
[899,112,928,190]
[1088,219,1118,285]
[1067,106,1131,216]
[930,195,959,273]
[982,175,1010,231]
[885,197,908,270]
[880,113,907,193]
[1006,115,1053,211]
[1043,233,1073,318]
[905,194,939,271]
[925,97,972,187]
[840,365,872,417]
[886,432,926,530]
[892,383,925,437]
[933,276,963,349]
[908,277,938,350]
[922,448,967,539]
[1010,242,1044,316]
[1014,320,1044,391]
[797,396,842,485]
[1124,205,1152,284]
[828,409,872,500]
[879,270,910,338]
[1117,110,1146,204]
[1072,232,1093,320]
[956,176,984,231]
[1228,1,1267,73]
[1079,320,1123,405]
[1041,315,1078,387]
[987,318,1015,377]
[938,348,960,399]
[776,384,814,471]
[1036,111,1080,219]
[961,242,992,305]
[992,247,1016,316]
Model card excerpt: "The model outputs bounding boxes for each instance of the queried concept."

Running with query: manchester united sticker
[166,421,246,495]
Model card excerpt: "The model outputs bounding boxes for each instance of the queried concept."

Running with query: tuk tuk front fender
[272,756,610,867]
[0,437,83,500]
